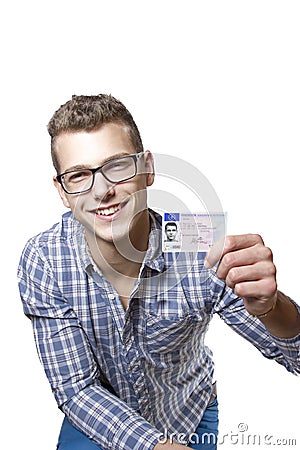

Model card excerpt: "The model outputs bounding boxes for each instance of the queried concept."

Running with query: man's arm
[257,291,300,338]
[205,234,300,339]
[18,243,161,450]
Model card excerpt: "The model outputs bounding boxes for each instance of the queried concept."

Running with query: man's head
[165,222,178,241]
[49,94,154,250]
[48,94,144,174]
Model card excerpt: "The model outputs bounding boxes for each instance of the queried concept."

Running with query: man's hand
[205,234,300,338]
[205,234,277,316]
[154,441,189,449]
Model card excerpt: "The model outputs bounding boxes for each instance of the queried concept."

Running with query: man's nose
[92,172,115,199]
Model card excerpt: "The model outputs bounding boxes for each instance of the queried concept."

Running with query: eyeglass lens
[62,156,137,193]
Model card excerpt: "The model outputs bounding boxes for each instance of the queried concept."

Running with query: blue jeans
[189,398,218,449]
[57,398,219,450]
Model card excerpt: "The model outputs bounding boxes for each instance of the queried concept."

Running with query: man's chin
[92,227,130,246]
[84,209,143,249]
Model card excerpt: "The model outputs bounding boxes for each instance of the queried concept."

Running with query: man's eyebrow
[62,151,133,173]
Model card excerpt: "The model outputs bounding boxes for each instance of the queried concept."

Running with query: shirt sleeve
[209,268,300,375]
[17,239,161,450]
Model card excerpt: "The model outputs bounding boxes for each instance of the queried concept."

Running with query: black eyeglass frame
[56,152,144,194]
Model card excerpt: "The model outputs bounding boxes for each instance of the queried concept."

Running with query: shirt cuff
[109,411,161,450]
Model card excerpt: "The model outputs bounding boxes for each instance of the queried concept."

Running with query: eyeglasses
[56,152,144,194]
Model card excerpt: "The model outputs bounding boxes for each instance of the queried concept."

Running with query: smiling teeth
[97,205,121,216]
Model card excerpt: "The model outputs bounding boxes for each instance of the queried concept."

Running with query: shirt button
[108,293,115,300]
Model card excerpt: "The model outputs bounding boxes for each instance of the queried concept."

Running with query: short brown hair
[47,94,144,173]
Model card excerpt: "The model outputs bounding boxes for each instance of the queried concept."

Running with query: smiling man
[53,120,155,308]
[18,94,300,450]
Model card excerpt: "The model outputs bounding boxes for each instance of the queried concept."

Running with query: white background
[2,1,299,449]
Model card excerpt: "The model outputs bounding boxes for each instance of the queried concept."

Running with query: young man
[164,222,178,242]
[18,94,300,450]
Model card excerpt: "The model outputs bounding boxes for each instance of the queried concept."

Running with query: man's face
[165,225,177,241]
[54,123,154,245]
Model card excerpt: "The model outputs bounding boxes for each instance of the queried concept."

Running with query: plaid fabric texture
[18,210,300,450]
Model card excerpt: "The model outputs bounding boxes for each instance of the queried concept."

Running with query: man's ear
[144,150,155,187]
[53,176,71,209]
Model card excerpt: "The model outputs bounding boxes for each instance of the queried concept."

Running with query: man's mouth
[96,204,121,216]
[93,200,128,219]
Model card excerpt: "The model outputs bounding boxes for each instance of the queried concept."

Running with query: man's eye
[67,171,91,183]
[109,161,130,171]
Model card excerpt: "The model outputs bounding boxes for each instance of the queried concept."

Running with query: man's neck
[86,210,151,280]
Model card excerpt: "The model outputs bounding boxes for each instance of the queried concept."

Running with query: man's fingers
[225,261,277,289]
[223,234,264,253]
[205,234,265,269]
[204,239,224,268]
[204,233,278,311]
[234,277,277,300]
[217,244,273,280]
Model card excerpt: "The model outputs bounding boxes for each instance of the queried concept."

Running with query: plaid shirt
[18,210,300,450]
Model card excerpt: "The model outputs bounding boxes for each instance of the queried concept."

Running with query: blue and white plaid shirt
[18,210,300,450]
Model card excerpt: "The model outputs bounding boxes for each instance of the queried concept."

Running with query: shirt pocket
[143,312,204,365]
